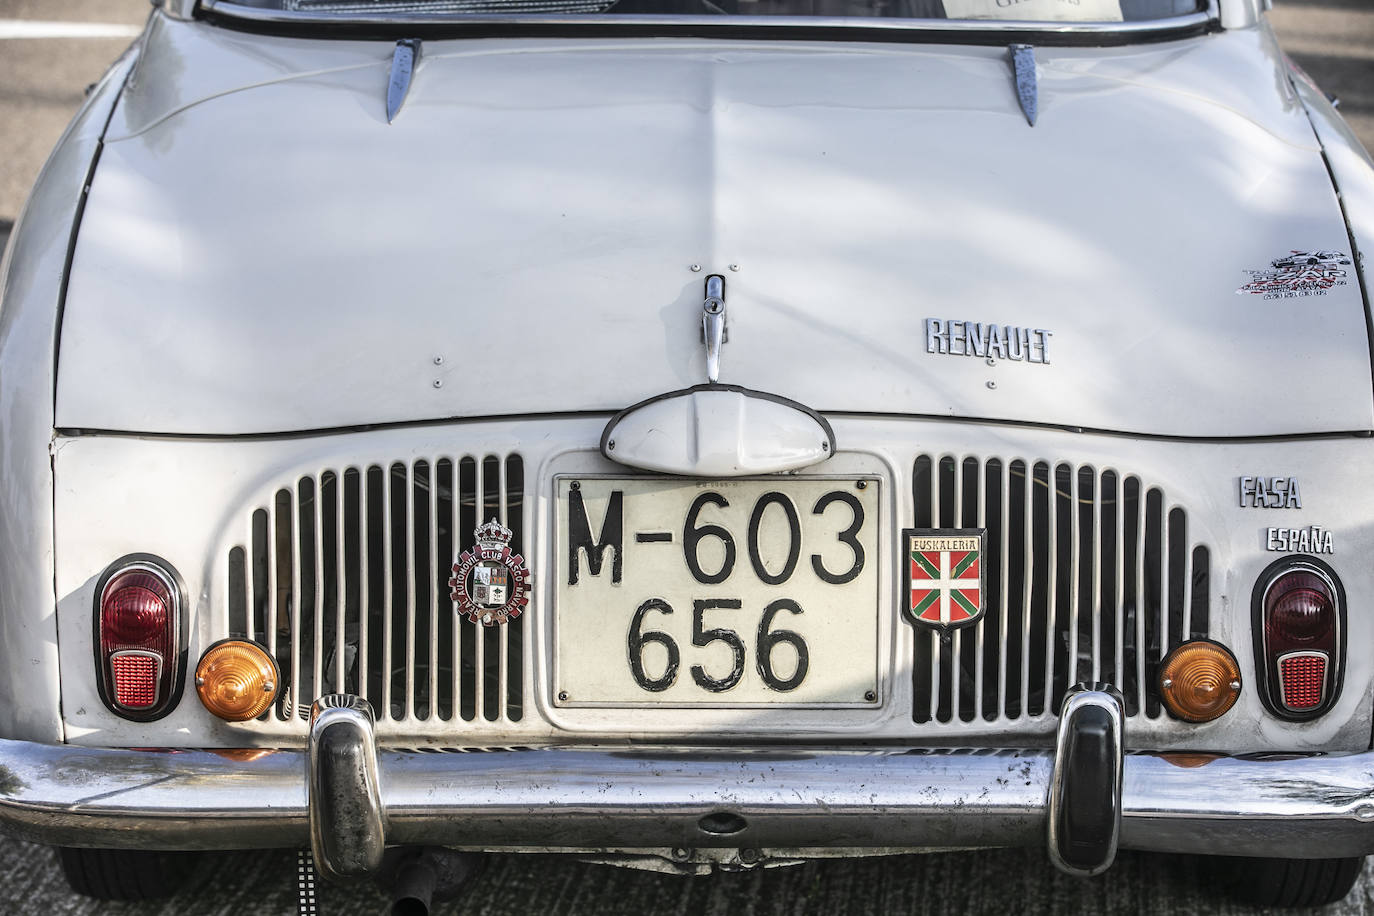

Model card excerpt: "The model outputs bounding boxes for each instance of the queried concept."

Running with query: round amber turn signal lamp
[195,640,279,721]
[1159,641,1241,723]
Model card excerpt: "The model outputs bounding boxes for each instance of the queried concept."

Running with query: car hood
[56,18,1372,437]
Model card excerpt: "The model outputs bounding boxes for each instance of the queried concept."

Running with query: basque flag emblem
[903,529,987,630]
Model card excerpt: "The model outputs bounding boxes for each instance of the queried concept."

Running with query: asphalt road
[9,844,1374,916]
[2,2,1374,915]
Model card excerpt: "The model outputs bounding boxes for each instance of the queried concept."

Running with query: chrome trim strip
[198,3,1216,42]
[2,740,1372,857]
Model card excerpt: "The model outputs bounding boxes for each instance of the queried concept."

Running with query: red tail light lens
[1255,560,1342,720]
[1265,572,1335,645]
[95,559,183,721]
[109,651,162,709]
[100,571,172,647]
[1278,652,1327,710]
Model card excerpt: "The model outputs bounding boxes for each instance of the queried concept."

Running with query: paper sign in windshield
[1237,250,1350,299]
[942,0,1123,22]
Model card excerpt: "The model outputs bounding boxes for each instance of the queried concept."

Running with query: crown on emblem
[474,518,513,548]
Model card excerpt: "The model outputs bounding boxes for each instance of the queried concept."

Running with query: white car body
[1,0,1373,900]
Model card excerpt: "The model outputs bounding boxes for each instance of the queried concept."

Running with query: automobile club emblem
[449,518,531,627]
[903,529,987,630]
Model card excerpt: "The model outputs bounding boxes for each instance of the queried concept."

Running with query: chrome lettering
[1240,476,1302,509]
[949,321,966,356]
[988,324,1007,359]
[966,322,986,358]
[925,318,948,354]
[1007,326,1025,360]
[926,318,1053,366]
[1265,524,1332,554]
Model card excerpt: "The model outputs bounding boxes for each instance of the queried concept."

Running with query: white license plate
[554,476,880,706]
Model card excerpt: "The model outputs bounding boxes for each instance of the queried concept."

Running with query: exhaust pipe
[379,847,484,916]
[390,857,436,916]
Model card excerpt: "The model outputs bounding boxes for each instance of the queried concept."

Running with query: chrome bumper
[2,718,1373,869]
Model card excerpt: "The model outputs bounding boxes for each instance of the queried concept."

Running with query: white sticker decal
[942,0,1123,22]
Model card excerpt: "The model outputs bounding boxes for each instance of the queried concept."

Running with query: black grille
[911,455,1210,723]
[227,454,525,723]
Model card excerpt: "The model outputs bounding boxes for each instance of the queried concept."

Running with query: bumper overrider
[0,690,1372,881]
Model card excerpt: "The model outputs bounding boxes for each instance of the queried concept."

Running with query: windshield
[219,0,1204,24]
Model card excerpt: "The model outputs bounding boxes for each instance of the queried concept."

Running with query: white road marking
[0,20,141,40]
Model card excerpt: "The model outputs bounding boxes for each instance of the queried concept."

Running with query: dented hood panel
[56,18,1372,436]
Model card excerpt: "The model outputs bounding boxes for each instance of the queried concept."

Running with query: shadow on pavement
[7,842,1371,916]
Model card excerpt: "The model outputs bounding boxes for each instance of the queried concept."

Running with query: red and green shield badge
[902,529,987,630]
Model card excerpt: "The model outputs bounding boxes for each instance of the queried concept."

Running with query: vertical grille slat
[496,455,510,724]
[458,456,476,722]
[456,461,467,719]
[288,482,304,720]
[472,457,487,723]
[949,456,964,721]
[1092,468,1104,685]
[972,459,987,722]
[333,473,347,696]
[996,459,1010,718]
[427,459,441,721]
[265,499,280,701]
[911,454,1211,725]
[1018,461,1033,720]
[1110,472,1121,686]
[1190,546,1211,642]
[381,467,395,719]
[1175,507,1192,653]
[505,455,526,722]
[358,469,370,704]
[483,456,503,723]
[1134,479,1147,717]
[312,473,326,706]
[1067,466,1082,691]
[236,454,525,731]
[403,463,417,720]
[1042,462,1057,719]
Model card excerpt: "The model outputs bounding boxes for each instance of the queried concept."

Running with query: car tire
[55,847,199,901]
[1223,855,1365,907]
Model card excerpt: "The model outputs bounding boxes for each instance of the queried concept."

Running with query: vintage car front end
[2,0,1373,907]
